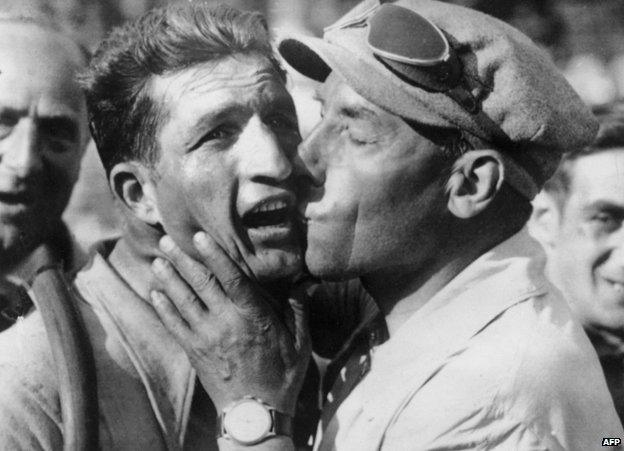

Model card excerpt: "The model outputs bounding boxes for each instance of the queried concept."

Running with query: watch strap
[270,409,293,438]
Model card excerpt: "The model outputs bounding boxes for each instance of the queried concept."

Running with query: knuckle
[221,274,245,292]
[189,269,212,291]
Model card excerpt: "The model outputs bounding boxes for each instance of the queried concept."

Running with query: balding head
[0,18,89,267]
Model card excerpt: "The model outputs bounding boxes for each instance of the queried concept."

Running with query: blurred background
[7,0,623,249]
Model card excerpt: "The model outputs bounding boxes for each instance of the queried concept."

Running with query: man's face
[0,23,87,258]
[549,149,624,330]
[148,54,303,282]
[297,73,451,280]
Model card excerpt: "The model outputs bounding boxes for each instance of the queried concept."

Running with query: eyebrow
[0,107,79,141]
[583,200,624,216]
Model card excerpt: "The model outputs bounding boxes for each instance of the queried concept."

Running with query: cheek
[156,155,236,253]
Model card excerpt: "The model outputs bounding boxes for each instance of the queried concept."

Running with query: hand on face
[150,231,311,415]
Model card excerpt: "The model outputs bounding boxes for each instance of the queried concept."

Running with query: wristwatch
[216,396,293,446]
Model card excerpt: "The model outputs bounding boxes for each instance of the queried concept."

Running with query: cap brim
[279,38,332,82]
[278,34,454,131]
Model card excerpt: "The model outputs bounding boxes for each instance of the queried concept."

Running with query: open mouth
[242,197,294,229]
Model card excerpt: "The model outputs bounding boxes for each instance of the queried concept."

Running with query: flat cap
[279,0,598,198]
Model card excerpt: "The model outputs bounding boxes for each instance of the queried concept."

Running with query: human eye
[39,118,79,153]
[0,115,17,139]
[590,211,621,233]
[190,123,237,151]
[347,125,377,146]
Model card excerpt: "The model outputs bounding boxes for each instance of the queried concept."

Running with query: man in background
[0,12,89,330]
[530,111,624,424]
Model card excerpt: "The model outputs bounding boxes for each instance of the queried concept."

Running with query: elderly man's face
[147,54,303,282]
[0,23,87,258]
[297,73,450,280]
[548,149,624,330]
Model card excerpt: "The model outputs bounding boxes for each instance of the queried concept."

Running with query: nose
[0,116,43,178]
[297,123,326,187]
[241,117,293,183]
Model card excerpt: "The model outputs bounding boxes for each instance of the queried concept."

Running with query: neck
[364,221,521,336]
[108,214,162,301]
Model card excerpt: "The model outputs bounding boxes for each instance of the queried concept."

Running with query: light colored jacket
[0,243,199,450]
[319,228,624,450]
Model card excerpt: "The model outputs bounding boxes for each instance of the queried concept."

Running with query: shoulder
[0,311,59,405]
[0,312,63,449]
[387,291,622,449]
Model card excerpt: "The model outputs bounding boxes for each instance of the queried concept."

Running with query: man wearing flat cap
[151,0,623,449]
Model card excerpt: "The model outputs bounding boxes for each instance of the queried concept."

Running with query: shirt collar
[586,326,624,360]
[353,226,551,440]
[74,242,195,449]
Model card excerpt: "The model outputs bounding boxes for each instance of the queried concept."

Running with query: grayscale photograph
[0,0,622,449]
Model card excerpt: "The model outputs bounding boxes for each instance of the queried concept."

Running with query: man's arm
[151,232,310,450]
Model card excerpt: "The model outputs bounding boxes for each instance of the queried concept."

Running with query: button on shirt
[316,228,624,451]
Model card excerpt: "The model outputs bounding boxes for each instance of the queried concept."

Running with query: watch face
[224,399,272,445]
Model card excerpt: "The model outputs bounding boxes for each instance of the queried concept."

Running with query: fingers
[158,236,225,312]
[150,290,193,344]
[152,257,206,325]
[193,232,261,310]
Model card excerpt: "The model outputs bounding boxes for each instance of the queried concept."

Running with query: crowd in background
[2,0,617,252]
[0,0,622,448]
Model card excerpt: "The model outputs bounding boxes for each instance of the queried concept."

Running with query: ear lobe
[528,191,561,250]
[446,150,504,219]
[109,162,162,225]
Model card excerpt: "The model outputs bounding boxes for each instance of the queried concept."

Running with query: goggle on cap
[278,0,598,200]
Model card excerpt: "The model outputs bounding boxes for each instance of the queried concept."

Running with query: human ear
[528,191,561,250]
[109,161,162,225]
[445,150,504,219]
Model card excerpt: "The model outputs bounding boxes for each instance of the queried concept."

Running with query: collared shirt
[0,241,200,450]
[317,228,624,450]
[0,221,84,331]
[0,239,367,450]
[586,326,624,426]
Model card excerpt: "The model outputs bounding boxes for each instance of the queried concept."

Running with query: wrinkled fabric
[0,239,370,450]
[317,228,623,451]
[0,242,201,450]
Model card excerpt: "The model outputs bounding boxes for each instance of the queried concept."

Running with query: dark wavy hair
[80,2,284,176]
[543,108,624,206]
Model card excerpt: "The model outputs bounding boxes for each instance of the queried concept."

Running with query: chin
[252,247,303,283]
[304,246,355,281]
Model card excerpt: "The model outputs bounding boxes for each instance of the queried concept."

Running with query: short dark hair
[543,108,624,205]
[80,2,284,176]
